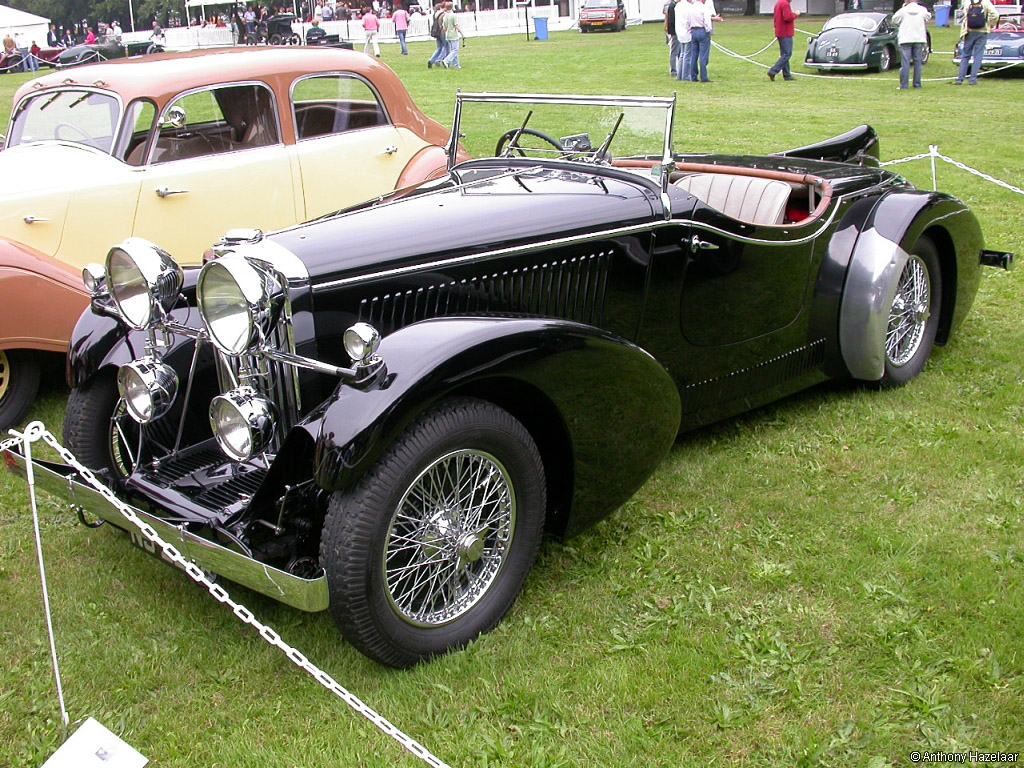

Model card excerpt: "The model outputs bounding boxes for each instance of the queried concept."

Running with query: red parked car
[579,0,627,32]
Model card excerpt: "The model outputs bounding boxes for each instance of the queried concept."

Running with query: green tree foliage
[5,0,185,31]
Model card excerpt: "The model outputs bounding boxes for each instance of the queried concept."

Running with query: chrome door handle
[23,215,50,224]
[379,145,398,155]
[156,187,188,198]
[690,235,719,253]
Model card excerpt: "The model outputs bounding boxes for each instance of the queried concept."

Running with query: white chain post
[4,424,453,768]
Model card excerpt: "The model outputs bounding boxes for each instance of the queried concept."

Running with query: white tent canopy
[0,4,49,46]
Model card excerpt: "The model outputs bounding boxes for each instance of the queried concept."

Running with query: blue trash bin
[533,16,549,40]
[935,4,950,27]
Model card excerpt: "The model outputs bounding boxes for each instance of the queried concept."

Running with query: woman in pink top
[392,5,410,55]
[85,27,96,44]
[362,7,380,57]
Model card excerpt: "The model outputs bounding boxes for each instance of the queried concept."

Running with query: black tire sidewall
[323,398,545,667]
[881,237,942,387]
[63,370,132,477]
[0,350,41,430]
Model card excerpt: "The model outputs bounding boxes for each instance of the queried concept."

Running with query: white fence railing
[122,7,575,49]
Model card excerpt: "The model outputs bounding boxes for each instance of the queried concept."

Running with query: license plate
[986,46,1002,55]
[127,528,185,570]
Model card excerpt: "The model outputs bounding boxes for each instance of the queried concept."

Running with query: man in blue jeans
[955,0,998,84]
[893,0,931,89]
[767,0,799,82]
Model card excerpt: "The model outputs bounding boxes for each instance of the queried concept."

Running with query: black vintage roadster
[8,94,1013,668]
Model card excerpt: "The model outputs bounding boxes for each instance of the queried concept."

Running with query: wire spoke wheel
[0,350,10,402]
[886,253,930,368]
[384,449,515,627]
[322,397,545,667]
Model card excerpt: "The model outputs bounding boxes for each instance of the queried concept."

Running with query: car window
[292,75,388,141]
[823,14,879,32]
[152,83,279,164]
[584,0,618,7]
[6,89,119,152]
[118,99,157,166]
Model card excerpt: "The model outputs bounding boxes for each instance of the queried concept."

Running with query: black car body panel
[11,93,1011,667]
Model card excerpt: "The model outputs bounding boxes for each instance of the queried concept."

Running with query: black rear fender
[308,316,681,539]
[824,190,983,380]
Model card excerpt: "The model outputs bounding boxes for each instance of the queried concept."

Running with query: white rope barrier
[712,34,1024,82]
[880,145,1024,196]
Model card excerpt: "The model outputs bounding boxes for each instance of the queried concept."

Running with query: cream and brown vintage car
[0,47,458,428]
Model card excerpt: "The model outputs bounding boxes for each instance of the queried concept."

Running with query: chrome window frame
[147,80,284,165]
[288,71,393,143]
[5,86,125,154]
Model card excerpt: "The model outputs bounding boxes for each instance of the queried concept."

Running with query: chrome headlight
[197,255,284,356]
[343,323,381,364]
[82,263,106,294]
[117,358,179,424]
[210,386,276,461]
[106,238,183,330]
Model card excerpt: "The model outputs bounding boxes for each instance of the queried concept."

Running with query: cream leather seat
[675,173,791,226]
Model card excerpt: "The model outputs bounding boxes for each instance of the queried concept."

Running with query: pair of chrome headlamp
[94,239,286,462]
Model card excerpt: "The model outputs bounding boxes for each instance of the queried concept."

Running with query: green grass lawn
[1,21,1022,767]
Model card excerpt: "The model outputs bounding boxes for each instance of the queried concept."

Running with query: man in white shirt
[893,0,931,89]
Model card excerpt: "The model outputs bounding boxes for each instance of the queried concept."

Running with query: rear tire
[321,398,546,668]
[880,236,941,388]
[0,349,40,430]
[878,46,893,71]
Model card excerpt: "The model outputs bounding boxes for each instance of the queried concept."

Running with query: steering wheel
[495,127,564,158]
[54,122,96,145]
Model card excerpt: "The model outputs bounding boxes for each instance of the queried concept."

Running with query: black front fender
[309,316,681,539]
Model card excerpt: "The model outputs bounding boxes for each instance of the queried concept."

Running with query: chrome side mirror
[161,105,187,129]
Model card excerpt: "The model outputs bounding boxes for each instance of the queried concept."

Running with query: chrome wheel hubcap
[384,449,515,627]
[886,254,930,367]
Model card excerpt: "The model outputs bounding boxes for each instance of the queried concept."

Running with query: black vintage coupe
[805,12,930,72]
[57,39,164,67]
[7,94,1012,668]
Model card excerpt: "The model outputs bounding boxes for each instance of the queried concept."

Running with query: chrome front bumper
[3,450,329,612]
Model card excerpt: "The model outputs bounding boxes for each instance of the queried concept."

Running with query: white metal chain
[6,423,452,768]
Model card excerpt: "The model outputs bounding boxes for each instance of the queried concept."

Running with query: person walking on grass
[393,3,410,54]
[893,0,931,89]
[427,2,447,68]
[954,0,998,84]
[362,5,381,57]
[440,1,464,69]
[767,0,799,82]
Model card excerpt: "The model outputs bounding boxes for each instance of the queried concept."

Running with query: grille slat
[356,252,614,336]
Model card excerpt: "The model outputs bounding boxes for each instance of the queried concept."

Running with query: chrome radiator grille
[357,252,612,335]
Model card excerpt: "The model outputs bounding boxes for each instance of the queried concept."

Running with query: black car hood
[271,162,660,285]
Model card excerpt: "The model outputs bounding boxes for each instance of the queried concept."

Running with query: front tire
[321,398,546,668]
[880,236,942,388]
[0,349,40,430]
[64,370,137,479]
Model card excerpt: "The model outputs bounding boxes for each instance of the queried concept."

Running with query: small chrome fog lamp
[343,323,381,364]
[106,238,183,330]
[197,255,284,356]
[82,263,106,294]
[209,387,277,462]
[117,358,179,424]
